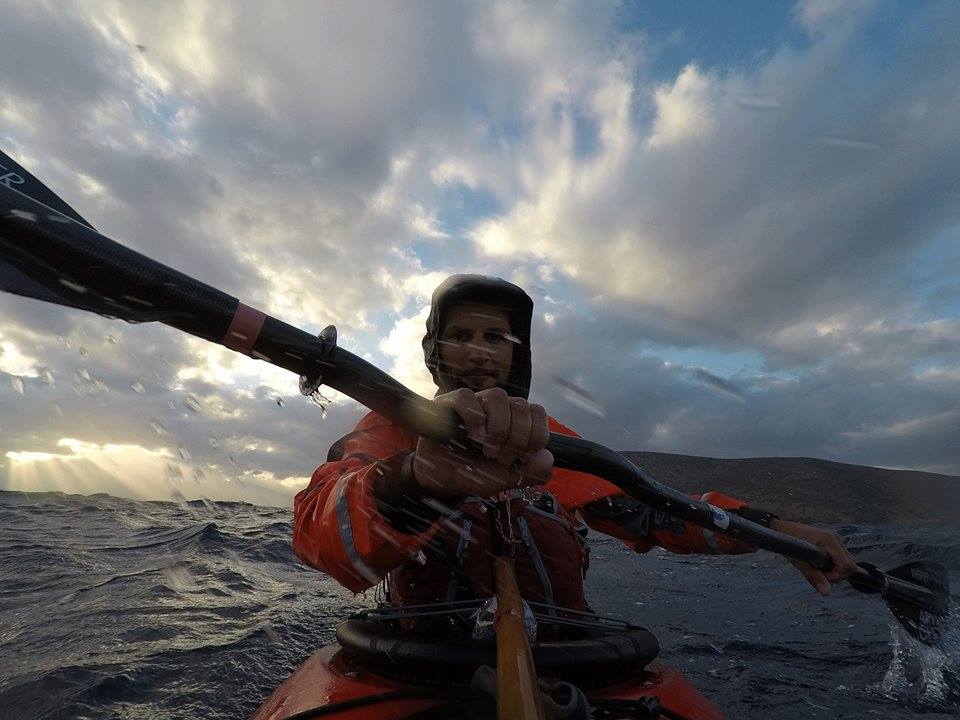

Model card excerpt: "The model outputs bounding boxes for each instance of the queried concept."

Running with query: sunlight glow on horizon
[4,437,298,506]
[6,437,173,465]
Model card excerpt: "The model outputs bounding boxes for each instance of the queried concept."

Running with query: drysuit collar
[422,274,534,399]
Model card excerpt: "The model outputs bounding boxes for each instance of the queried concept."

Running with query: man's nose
[467,336,496,356]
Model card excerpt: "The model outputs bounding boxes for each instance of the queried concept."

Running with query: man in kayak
[293,274,856,611]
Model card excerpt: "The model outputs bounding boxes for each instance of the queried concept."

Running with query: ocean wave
[0,489,955,720]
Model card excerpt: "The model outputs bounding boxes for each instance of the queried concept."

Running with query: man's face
[438,303,515,392]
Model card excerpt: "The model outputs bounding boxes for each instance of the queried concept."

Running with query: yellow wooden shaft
[494,556,546,720]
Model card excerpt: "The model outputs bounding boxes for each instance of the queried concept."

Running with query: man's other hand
[769,519,858,596]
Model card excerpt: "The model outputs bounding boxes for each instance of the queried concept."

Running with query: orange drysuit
[293,410,756,605]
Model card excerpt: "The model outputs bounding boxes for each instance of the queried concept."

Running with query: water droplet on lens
[105,334,117,344]
[150,419,169,436]
[309,391,331,417]
[552,375,606,417]
[167,400,176,410]
[40,368,54,385]
[77,368,91,381]
[735,94,780,111]
[275,396,284,407]
[209,435,220,448]
[191,467,205,483]
[178,446,192,460]
[262,623,281,644]
[165,463,183,481]
[79,346,89,357]
[184,395,201,412]
[60,336,72,349]
[53,403,63,416]
[130,381,145,394]
[161,563,197,591]
[11,376,24,394]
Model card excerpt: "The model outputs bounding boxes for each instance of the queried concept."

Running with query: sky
[0,0,958,507]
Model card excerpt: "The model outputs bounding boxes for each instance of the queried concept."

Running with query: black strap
[731,505,780,528]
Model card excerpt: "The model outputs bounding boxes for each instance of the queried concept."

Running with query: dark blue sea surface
[0,490,956,719]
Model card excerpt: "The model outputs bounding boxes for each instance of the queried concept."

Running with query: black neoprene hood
[421,274,534,399]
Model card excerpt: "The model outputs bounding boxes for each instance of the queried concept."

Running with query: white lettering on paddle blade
[0,170,26,189]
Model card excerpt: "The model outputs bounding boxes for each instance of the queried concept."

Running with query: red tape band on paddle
[223,303,266,355]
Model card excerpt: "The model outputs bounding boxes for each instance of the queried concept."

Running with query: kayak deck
[250,644,725,720]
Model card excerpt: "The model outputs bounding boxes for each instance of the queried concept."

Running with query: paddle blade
[885,561,951,646]
[0,186,153,321]
[0,148,94,229]
[0,147,122,315]
[0,254,123,315]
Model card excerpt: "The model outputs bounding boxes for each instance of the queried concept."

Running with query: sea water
[0,490,956,719]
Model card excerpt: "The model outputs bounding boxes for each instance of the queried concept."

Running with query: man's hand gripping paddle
[0,148,950,649]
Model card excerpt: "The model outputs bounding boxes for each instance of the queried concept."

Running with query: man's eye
[485,332,506,344]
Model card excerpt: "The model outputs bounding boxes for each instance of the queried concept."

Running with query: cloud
[522,288,960,475]
[647,64,716,149]
[467,3,960,357]
[0,332,41,377]
[841,406,960,475]
[794,0,878,35]
[378,305,436,399]
[1,0,959,503]
[408,204,450,240]
[0,0,495,503]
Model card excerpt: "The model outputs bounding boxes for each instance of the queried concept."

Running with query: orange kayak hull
[250,644,725,720]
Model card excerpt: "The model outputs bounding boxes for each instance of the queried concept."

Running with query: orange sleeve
[581,491,757,556]
[648,491,756,555]
[292,411,445,593]
[544,417,624,508]
[545,417,755,556]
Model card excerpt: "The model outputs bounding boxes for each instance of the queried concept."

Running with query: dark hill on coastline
[6,454,956,526]
[621,451,960,526]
